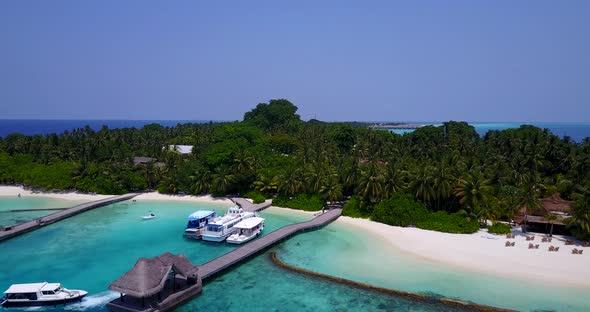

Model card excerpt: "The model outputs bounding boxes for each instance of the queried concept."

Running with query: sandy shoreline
[0,186,234,206]
[0,186,111,201]
[337,216,590,288]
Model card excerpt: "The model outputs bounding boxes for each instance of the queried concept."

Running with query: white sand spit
[0,186,110,201]
[338,216,590,288]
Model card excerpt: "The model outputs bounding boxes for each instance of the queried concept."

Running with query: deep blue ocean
[0,120,589,142]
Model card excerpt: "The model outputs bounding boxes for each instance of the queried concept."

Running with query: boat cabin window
[42,291,55,295]
[7,293,38,300]
[207,225,221,232]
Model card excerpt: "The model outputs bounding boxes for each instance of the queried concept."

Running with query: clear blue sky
[1,1,588,122]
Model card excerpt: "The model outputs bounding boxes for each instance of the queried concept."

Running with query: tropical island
[1,99,590,311]
[1,99,589,241]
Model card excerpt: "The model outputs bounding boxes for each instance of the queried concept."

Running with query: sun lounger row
[528,243,539,249]
[541,237,552,243]
[572,248,584,255]
[505,241,515,247]
[525,235,535,241]
[548,246,560,252]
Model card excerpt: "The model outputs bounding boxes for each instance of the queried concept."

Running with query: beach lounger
[572,248,579,254]
[554,247,559,252]
[548,246,555,251]
[565,240,574,245]
[535,244,539,249]
[511,242,515,247]
[528,243,534,249]
[580,249,584,254]
[505,241,511,247]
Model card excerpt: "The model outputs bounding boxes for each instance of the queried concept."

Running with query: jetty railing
[0,193,138,242]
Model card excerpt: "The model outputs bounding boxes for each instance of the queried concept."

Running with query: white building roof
[4,283,60,294]
[234,217,265,229]
[167,145,193,154]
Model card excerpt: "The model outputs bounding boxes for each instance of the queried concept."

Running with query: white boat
[182,210,217,239]
[1,282,87,307]
[226,217,265,244]
[201,206,255,242]
[142,213,156,220]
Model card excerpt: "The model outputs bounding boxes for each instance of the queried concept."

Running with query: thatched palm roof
[109,253,198,298]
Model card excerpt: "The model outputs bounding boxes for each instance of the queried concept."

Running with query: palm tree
[543,213,560,237]
[567,190,590,239]
[432,162,455,210]
[357,164,384,205]
[409,165,435,206]
[211,168,235,195]
[518,183,542,233]
[454,171,492,223]
[320,173,343,203]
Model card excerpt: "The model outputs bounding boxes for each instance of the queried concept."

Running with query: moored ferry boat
[201,206,255,242]
[183,210,217,239]
[226,217,265,244]
[1,282,87,307]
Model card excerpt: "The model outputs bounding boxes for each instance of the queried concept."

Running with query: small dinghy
[142,213,156,220]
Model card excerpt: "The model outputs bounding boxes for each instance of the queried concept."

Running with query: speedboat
[1,282,87,307]
[226,217,265,244]
[201,206,255,242]
[142,213,156,220]
[183,210,217,239]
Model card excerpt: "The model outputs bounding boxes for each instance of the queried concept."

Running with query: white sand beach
[133,192,233,205]
[0,186,111,201]
[338,216,590,288]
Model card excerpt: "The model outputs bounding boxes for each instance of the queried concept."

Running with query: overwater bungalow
[107,252,201,312]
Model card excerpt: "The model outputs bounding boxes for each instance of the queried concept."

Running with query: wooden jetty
[107,208,342,312]
[0,193,138,242]
[199,208,341,280]
[230,197,272,212]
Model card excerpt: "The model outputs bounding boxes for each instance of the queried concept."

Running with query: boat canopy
[234,217,265,230]
[4,283,60,294]
[187,210,215,221]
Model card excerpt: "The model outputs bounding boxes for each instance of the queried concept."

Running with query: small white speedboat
[142,213,156,220]
[1,282,87,307]
[226,217,265,244]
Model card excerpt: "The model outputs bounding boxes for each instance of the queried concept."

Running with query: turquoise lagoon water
[278,222,590,311]
[0,196,86,227]
[0,198,588,311]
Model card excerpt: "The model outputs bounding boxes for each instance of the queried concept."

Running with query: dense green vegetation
[487,223,512,235]
[416,211,480,234]
[244,191,266,204]
[1,99,590,238]
[372,194,429,227]
[272,194,324,211]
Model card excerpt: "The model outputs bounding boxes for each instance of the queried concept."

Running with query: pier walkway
[199,207,342,280]
[230,197,272,212]
[0,193,138,242]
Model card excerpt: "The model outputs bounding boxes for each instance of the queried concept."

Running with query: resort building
[515,194,573,235]
[166,145,193,155]
[107,252,201,312]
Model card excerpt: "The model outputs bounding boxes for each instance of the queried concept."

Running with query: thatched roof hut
[109,253,198,298]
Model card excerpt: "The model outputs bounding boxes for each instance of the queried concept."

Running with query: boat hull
[226,234,257,244]
[201,231,233,242]
[2,293,87,307]
[183,228,203,240]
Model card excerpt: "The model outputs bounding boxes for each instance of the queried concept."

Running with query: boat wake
[63,291,118,311]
